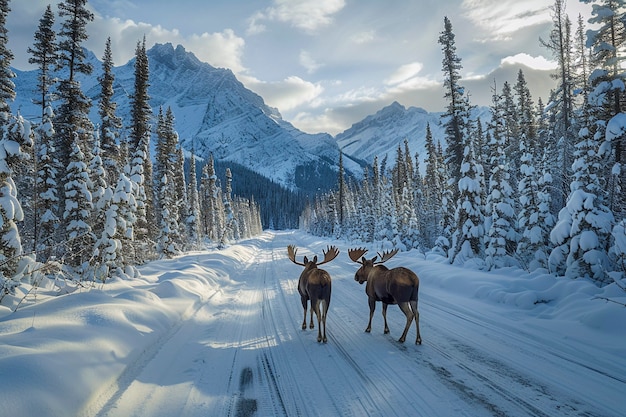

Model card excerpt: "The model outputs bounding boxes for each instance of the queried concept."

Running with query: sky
[7,0,594,135]
[0,230,624,416]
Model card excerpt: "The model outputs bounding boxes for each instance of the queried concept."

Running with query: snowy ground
[0,230,625,417]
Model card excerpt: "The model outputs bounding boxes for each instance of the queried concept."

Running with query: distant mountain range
[12,43,468,187]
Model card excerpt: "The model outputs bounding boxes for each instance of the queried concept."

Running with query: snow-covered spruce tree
[91,183,119,282]
[439,17,469,250]
[423,123,444,248]
[219,168,238,248]
[585,0,626,220]
[27,4,57,121]
[0,114,33,296]
[541,0,576,211]
[200,155,223,241]
[35,104,59,262]
[112,172,138,271]
[156,173,179,258]
[0,0,13,119]
[89,133,107,240]
[129,37,155,250]
[439,16,466,206]
[62,132,94,274]
[174,144,189,248]
[450,114,486,265]
[186,150,202,248]
[98,37,122,186]
[55,0,94,168]
[153,107,169,231]
[517,138,544,270]
[514,70,537,148]
[485,84,518,270]
[28,5,58,257]
[549,108,614,284]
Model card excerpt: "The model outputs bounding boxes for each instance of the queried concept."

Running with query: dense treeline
[301,0,626,288]
[0,0,262,299]
[212,159,313,230]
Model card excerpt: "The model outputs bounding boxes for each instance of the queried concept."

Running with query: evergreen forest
[302,2,626,288]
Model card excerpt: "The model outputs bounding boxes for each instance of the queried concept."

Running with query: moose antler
[318,245,340,265]
[287,245,306,266]
[375,248,399,264]
[348,247,368,263]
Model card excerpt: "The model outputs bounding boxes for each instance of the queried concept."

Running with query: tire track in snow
[415,296,616,417]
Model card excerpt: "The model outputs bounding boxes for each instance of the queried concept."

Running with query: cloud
[188,30,246,73]
[385,62,424,86]
[247,0,346,34]
[81,16,247,74]
[461,0,551,41]
[299,50,322,74]
[243,75,324,112]
[501,53,557,71]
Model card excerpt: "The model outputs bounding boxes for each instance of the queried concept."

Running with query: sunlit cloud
[242,75,324,112]
[501,53,557,71]
[188,29,246,73]
[461,0,551,40]
[83,16,247,74]
[384,62,439,93]
[385,62,424,86]
[247,0,346,34]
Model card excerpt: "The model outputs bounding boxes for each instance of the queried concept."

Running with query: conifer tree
[186,150,202,248]
[113,172,138,269]
[28,5,58,255]
[423,123,443,247]
[55,0,94,161]
[541,0,575,209]
[129,37,154,245]
[0,114,33,294]
[98,37,122,185]
[35,104,59,261]
[156,173,179,258]
[450,116,485,264]
[585,0,626,220]
[219,168,237,247]
[89,133,107,240]
[439,16,467,208]
[174,144,188,247]
[28,4,57,121]
[0,0,13,119]
[485,83,518,269]
[62,133,94,273]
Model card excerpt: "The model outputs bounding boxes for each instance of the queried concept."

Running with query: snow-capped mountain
[335,101,492,173]
[336,101,446,171]
[12,43,361,192]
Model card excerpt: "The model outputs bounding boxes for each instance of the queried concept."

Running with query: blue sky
[9,0,593,135]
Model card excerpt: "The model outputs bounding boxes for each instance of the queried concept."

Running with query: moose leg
[300,296,308,330]
[397,302,415,343]
[365,298,376,333]
[312,300,323,342]
[309,305,315,329]
[411,299,422,344]
[382,303,390,334]
[320,300,328,343]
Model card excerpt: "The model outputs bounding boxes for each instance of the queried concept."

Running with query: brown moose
[348,248,422,344]
[287,245,339,343]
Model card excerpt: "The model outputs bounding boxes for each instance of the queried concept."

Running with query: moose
[348,248,422,344]
[287,245,339,343]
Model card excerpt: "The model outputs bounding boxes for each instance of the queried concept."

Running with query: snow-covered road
[86,231,623,417]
